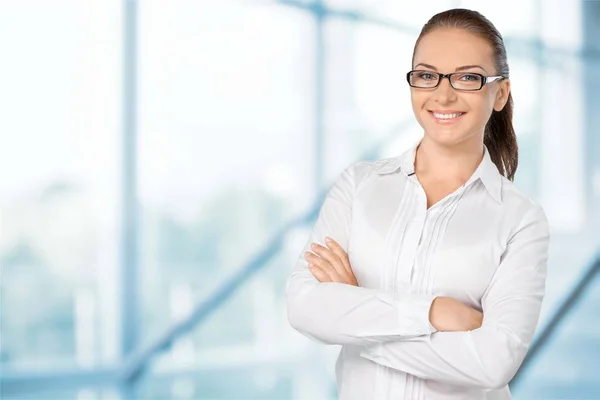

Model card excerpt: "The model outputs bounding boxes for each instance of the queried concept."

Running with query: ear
[493,78,511,112]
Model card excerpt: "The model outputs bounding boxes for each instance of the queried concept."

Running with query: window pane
[138,0,315,344]
[538,59,585,232]
[459,0,539,39]
[324,19,422,180]
[325,0,456,30]
[0,1,121,368]
[510,59,541,199]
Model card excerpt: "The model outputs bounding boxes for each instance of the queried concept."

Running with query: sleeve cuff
[427,296,438,334]
[394,292,438,335]
[359,294,437,360]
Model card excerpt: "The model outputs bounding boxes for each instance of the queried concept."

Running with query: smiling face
[410,28,510,148]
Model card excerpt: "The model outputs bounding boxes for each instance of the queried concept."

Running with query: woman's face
[410,28,510,147]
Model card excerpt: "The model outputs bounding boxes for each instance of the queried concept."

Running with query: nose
[433,75,458,104]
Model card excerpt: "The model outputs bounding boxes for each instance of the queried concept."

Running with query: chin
[425,127,466,146]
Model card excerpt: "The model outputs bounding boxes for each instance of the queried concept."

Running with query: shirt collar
[373,137,503,204]
[476,145,503,204]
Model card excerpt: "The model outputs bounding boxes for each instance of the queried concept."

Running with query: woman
[285,8,550,400]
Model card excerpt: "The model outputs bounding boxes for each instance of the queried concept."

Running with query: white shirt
[286,138,550,400]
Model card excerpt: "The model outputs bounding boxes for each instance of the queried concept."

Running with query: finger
[324,237,352,274]
[310,243,347,279]
[306,251,344,283]
[308,264,332,282]
[323,239,358,286]
[314,240,356,285]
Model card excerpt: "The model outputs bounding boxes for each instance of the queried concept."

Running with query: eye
[458,73,481,82]
[418,72,437,81]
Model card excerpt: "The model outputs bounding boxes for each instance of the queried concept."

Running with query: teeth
[432,112,464,119]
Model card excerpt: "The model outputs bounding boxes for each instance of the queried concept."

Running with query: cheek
[410,91,422,111]
[463,95,495,124]
[410,91,429,123]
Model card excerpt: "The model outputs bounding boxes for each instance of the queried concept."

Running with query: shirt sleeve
[359,204,550,389]
[285,164,438,346]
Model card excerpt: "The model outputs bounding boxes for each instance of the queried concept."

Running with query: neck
[414,135,485,183]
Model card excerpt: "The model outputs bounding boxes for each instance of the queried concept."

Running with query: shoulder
[499,176,549,232]
[351,155,403,178]
[341,156,403,192]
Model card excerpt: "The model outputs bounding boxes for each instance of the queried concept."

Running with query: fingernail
[325,237,332,243]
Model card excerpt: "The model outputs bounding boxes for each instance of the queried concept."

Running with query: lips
[428,110,466,124]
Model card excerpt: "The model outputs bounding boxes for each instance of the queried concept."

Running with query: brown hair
[413,9,519,181]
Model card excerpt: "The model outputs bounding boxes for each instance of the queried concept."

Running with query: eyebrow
[414,63,488,73]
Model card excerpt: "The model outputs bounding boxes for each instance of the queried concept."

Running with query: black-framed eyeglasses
[406,70,506,91]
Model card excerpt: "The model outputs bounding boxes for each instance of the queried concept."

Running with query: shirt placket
[399,178,467,400]
[408,177,475,287]
[395,178,428,290]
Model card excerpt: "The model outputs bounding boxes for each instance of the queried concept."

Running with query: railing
[3,247,598,397]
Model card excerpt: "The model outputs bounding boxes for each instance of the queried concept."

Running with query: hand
[304,237,358,286]
[429,296,483,332]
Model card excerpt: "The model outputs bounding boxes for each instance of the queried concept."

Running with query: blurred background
[1,0,599,399]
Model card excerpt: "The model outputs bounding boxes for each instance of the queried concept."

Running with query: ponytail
[484,92,518,181]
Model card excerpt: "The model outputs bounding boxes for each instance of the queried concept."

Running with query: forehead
[413,28,495,71]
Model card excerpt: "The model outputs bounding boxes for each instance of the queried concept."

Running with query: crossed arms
[285,165,550,389]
